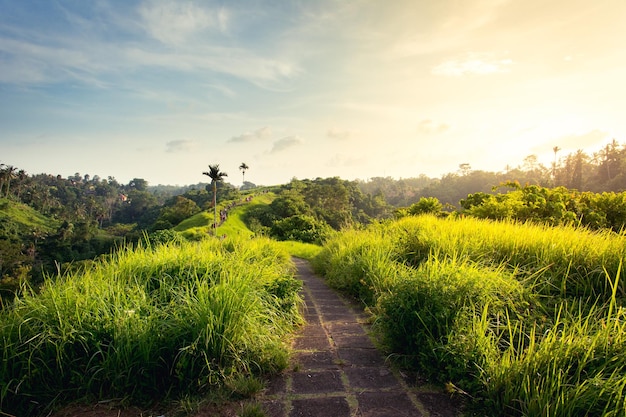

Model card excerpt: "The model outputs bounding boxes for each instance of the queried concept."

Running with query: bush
[270,215,332,244]
[375,256,530,390]
[408,197,443,215]
[0,237,301,415]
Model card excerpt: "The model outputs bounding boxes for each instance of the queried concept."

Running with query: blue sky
[1,0,626,186]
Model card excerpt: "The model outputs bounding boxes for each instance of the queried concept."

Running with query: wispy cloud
[138,0,229,45]
[0,2,300,88]
[229,126,272,143]
[271,135,304,153]
[432,53,513,76]
[165,139,196,153]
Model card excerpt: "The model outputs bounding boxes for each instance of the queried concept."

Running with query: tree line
[358,139,626,208]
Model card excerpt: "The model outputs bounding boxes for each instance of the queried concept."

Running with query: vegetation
[359,139,626,208]
[242,177,391,243]
[5,138,626,415]
[0,237,302,416]
[239,162,250,185]
[313,215,626,416]
[202,164,229,236]
[461,182,626,232]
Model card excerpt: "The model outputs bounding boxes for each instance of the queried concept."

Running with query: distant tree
[202,164,228,235]
[459,163,472,176]
[408,197,443,216]
[128,178,148,192]
[239,162,249,185]
[270,214,332,244]
[241,181,256,191]
[552,146,561,183]
[14,169,27,199]
[1,164,16,197]
[154,196,201,229]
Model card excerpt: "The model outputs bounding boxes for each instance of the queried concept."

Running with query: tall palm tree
[1,165,16,198]
[239,162,249,185]
[202,164,228,235]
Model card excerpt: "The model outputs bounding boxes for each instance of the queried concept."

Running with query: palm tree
[202,164,228,235]
[239,162,249,185]
[1,165,16,198]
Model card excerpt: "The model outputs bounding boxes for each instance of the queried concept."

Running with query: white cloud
[432,53,513,76]
[270,136,304,153]
[0,6,298,89]
[138,0,228,45]
[229,126,272,143]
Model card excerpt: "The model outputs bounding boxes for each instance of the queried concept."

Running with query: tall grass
[0,237,302,416]
[389,215,626,301]
[483,301,626,416]
[314,215,626,416]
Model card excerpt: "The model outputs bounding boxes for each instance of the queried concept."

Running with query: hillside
[0,198,58,238]
[174,192,275,239]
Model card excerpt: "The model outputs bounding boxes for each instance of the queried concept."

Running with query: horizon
[2,1,625,187]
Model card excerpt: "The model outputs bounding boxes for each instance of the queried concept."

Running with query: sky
[1,0,626,187]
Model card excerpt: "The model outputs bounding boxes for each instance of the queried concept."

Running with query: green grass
[173,193,323,260]
[275,241,323,260]
[313,215,626,416]
[0,236,302,416]
[0,197,59,235]
[175,193,275,240]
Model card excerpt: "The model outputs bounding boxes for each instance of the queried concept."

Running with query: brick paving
[260,258,462,417]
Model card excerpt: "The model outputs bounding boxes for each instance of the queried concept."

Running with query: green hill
[0,198,58,239]
[175,192,275,239]
[174,192,322,259]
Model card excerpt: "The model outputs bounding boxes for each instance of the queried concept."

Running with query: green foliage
[270,214,332,244]
[462,184,626,232]
[242,179,390,245]
[0,198,58,235]
[394,215,626,301]
[0,237,302,415]
[312,225,400,304]
[274,241,323,260]
[407,197,443,215]
[376,256,530,391]
[270,192,310,218]
[483,303,626,416]
[144,229,182,246]
[154,196,201,229]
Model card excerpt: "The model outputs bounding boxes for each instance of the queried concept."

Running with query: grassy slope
[174,192,323,259]
[174,193,275,237]
[0,198,59,236]
[1,237,302,416]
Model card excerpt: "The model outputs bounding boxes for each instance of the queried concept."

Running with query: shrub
[270,215,332,244]
[0,237,301,415]
[375,255,530,391]
[408,197,443,216]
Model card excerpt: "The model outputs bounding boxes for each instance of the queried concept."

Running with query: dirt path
[259,258,462,417]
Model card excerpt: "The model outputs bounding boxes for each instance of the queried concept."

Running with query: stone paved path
[260,258,461,417]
